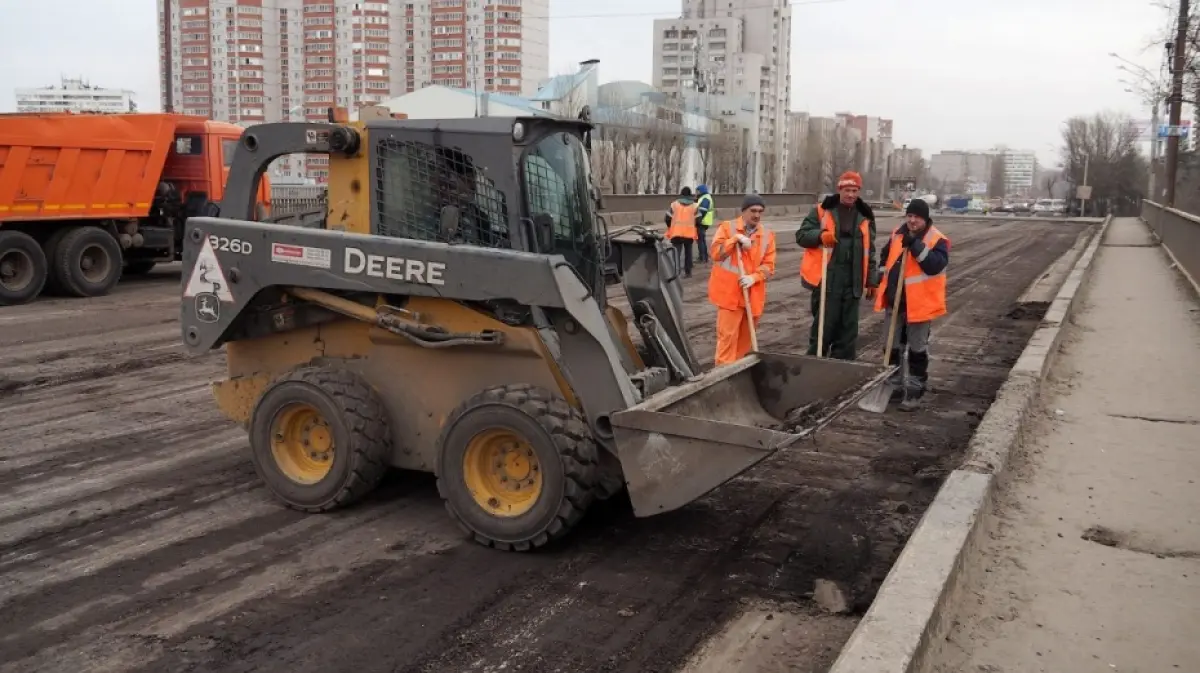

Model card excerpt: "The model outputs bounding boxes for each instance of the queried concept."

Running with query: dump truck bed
[0,113,198,223]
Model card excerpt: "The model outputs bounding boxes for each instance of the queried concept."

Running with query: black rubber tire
[51,226,123,298]
[249,366,392,512]
[124,260,157,275]
[0,230,48,306]
[437,383,599,551]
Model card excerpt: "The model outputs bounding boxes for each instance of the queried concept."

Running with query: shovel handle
[734,243,760,353]
[817,245,830,357]
[882,250,907,367]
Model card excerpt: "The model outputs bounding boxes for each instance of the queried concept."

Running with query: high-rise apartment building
[158,0,548,182]
[15,78,138,114]
[650,0,791,189]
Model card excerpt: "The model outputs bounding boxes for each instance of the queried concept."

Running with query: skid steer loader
[179,110,890,551]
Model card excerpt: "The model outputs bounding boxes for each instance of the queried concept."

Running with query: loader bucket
[610,352,891,517]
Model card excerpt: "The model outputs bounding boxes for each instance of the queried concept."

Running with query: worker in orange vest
[707,194,778,365]
[796,171,880,360]
[663,186,701,277]
[875,197,951,411]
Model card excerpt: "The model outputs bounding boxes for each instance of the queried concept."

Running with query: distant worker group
[671,171,950,411]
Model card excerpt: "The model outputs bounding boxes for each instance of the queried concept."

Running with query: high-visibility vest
[707,217,777,317]
[666,201,699,240]
[799,205,871,290]
[697,193,715,227]
[874,225,949,322]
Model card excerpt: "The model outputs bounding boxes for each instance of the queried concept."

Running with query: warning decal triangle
[184,237,235,302]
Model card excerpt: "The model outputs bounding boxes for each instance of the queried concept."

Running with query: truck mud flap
[610,352,891,517]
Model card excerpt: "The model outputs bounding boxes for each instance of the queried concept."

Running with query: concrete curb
[824,214,1114,673]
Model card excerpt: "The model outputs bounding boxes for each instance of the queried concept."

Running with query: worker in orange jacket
[664,186,701,277]
[708,194,778,365]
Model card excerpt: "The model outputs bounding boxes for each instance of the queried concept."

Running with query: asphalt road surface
[0,216,1089,673]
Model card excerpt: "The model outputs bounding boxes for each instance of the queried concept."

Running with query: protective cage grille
[374,138,511,247]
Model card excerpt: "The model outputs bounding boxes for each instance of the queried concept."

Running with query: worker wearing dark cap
[874,196,951,410]
[707,194,777,365]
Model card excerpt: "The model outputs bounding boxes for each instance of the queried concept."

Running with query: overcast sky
[0,0,1178,166]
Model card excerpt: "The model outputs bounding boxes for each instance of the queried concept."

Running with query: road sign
[1157,123,1192,138]
[1076,185,1092,200]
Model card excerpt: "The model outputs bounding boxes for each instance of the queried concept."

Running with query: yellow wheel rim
[462,428,543,517]
[269,403,335,485]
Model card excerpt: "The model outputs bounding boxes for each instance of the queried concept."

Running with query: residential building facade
[650,0,791,191]
[15,78,137,114]
[157,0,548,182]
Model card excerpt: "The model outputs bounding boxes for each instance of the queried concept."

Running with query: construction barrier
[1141,200,1200,289]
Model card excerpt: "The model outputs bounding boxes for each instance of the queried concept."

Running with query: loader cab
[367,116,605,299]
[165,120,271,221]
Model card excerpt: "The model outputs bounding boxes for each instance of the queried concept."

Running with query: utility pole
[1164,0,1190,207]
[1149,98,1160,199]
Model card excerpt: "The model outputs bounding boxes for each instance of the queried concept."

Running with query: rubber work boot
[899,350,930,412]
[887,348,905,402]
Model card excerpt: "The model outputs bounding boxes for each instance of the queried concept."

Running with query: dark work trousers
[806,283,861,360]
[697,226,710,262]
[671,236,694,276]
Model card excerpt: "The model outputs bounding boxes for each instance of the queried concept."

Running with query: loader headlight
[512,122,526,143]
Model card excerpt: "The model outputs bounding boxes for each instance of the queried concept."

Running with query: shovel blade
[610,351,891,517]
[856,364,902,413]
[856,381,895,413]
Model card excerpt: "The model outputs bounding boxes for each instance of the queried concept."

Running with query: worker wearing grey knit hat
[706,193,778,365]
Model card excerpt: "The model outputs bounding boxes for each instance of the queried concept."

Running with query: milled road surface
[0,217,1088,673]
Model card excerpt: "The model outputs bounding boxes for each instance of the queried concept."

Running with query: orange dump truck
[0,112,270,305]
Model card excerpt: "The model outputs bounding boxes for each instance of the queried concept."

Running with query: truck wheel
[52,226,123,298]
[0,230,48,306]
[124,261,157,275]
[436,384,598,551]
[249,366,392,512]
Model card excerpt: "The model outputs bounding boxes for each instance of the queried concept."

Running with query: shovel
[734,239,760,353]
[858,250,907,413]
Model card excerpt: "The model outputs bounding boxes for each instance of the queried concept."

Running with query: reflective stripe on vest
[697,193,715,227]
[799,205,870,288]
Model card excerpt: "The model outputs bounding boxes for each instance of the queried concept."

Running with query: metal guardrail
[1141,200,1200,288]
[268,186,821,218]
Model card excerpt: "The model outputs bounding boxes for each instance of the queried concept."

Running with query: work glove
[819,230,837,247]
[735,234,753,249]
[864,286,877,300]
[902,230,918,248]
[739,274,758,289]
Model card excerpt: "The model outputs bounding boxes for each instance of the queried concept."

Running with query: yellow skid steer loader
[179,110,889,551]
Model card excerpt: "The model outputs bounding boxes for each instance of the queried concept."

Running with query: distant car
[1011,202,1032,214]
[993,203,1013,214]
[1032,199,1055,216]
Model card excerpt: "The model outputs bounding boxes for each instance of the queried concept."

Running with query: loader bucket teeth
[610,352,891,517]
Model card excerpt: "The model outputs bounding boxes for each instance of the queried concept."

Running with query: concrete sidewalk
[931,217,1200,672]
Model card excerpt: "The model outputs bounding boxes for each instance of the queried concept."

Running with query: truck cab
[165,119,272,223]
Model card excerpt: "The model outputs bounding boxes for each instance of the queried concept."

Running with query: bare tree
[695,137,712,186]
[547,64,588,119]
[760,151,781,192]
[826,126,859,190]
[708,126,746,193]
[1060,111,1149,215]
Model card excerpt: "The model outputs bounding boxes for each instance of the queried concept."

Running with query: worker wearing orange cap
[796,171,880,360]
[708,194,777,365]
